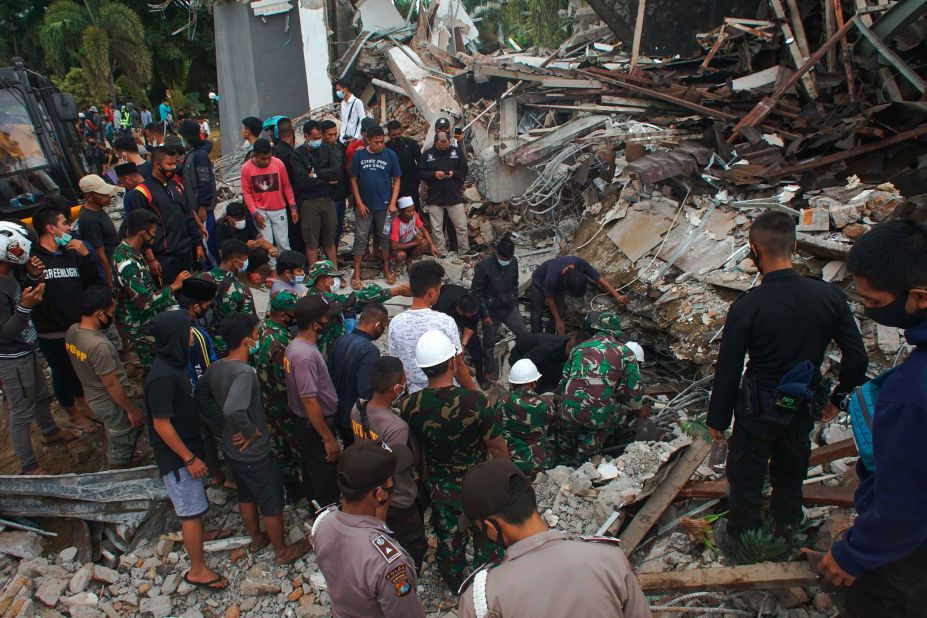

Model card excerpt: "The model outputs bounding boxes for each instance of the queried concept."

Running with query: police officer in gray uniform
[310,441,426,618]
[458,460,652,618]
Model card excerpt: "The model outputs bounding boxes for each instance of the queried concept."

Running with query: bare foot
[351,277,362,290]
[183,569,229,591]
[384,271,396,284]
[275,541,310,564]
[42,428,80,445]
[250,532,270,552]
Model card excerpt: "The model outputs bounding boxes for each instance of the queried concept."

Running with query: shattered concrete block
[70,607,104,618]
[796,208,830,232]
[35,576,69,608]
[60,592,99,608]
[567,469,593,494]
[58,547,78,564]
[240,564,282,596]
[154,538,174,557]
[0,531,43,560]
[139,595,173,618]
[829,203,864,229]
[92,564,119,585]
[161,573,181,596]
[842,223,870,240]
[876,323,902,356]
[69,566,93,594]
[822,261,848,283]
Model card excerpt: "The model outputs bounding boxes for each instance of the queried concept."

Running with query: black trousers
[464,332,485,382]
[293,418,339,507]
[157,251,194,286]
[529,283,566,334]
[845,549,927,617]
[725,413,813,538]
[387,502,428,572]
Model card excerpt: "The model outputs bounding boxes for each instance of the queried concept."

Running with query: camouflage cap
[592,311,623,337]
[305,260,343,285]
[269,289,299,312]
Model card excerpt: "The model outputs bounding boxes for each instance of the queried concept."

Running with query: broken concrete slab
[876,323,902,356]
[797,207,830,232]
[502,115,609,167]
[472,147,538,203]
[606,206,675,263]
[386,46,462,146]
[0,531,42,559]
[35,577,69,608]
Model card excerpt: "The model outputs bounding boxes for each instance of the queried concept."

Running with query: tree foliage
[39,0,152,103]
[462,0,568,50]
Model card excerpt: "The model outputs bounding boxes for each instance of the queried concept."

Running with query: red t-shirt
[344,139,366,172]
[390,212,424,243]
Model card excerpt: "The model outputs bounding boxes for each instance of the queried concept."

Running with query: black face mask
[864,291,927,329]
[477,519,508,554]
[748,246,762,274]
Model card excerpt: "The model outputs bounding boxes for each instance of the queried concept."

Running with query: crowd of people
[0,85,922,616]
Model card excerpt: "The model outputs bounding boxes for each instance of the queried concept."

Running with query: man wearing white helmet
[0,224,79,474]
[399,329,509,592]
[493,359,554,480]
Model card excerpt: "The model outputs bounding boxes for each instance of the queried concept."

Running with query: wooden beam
[769,0,818,98]
[620,440,711,553]
[476,64,603,89]
[809,438,858,466]
[630,0,647,71]
[728,15,856,143]
[771,124,927,176]
[785,0,811,59]
[637,562,820,592]
[833,0,858,101]
[678,479,856,508]
[825,0,837,71]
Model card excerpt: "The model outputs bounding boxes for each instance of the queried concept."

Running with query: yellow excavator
[0,57,86,227]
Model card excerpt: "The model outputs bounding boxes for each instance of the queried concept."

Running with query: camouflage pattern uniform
[494,387,554,479]
[400,385,503,591]
[254,290,301,490]
[200,267,256,354]
[304,260,391,359]
[556,312,644,462]
[111,241,175,370]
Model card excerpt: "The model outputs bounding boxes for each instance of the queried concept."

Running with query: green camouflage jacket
[400,385,502,488]
[557,334,644,428]
[494,387,553,476]
[201,267,256,352]
[254,317,293,414]
[111,241,175,333]
[306,284,391,357]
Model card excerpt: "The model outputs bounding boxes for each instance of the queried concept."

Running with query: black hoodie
[144,310,203,475]
[28,243,99,335]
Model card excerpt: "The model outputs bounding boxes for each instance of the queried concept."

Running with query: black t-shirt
[77,206,119,258]
[214,214,259,249]
[435,283,478,333]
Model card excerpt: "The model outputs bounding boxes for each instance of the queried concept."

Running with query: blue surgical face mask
[309,139,322,149]
[336,91,345,100]
[240,258,249,272]
[248,338,259,355]
[54,232,72,247]
[293,273,305,284]
[497,258,511,267]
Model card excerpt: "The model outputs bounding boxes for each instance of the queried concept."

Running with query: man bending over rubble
[708,211,867,562]
[556,311,644,462]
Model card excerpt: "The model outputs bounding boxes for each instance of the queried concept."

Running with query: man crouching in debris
[707,211,868,562]
[555,311,644,463]
[457,459,651,617]
[810,220,927,615]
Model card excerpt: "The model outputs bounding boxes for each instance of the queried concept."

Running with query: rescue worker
[112,210,189,372]
[457,460,651,618]
[310,441,426,618]
[304,259,409,359]
[708,211,868,558]
[556,311,644,462]
[199,239,257,355]
[494,359,553,480]
[254,290,303,500]
[399,330,509,591]
[529,255,626,334]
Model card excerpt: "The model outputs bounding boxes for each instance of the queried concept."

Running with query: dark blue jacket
[832,320,927,576]
[330,330,380,425]
[182,141,217,210]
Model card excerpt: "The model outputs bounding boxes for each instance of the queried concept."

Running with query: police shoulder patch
[371,535,402,563]
[385,563,411,596]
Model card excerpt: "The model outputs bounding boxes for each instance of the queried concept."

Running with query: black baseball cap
[435,117,451,130]
[293,295,342,324]
[360,117,377,132]
[459,460,529,530]
[337,441,397,491]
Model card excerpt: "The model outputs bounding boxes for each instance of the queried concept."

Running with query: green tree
[39,0,152,105]
[0,0,52,72]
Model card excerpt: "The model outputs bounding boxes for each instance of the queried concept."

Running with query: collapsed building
[2,0,926,616]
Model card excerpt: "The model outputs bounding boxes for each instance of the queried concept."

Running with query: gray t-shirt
[351,400,417,509]
[386,308,461,393]
[285,338,338,419]
[195,358,270,462]
[65,324,129,408]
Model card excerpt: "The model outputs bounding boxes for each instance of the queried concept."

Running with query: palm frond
[109,36,152,83]
[97,2,147,42]
[39,0,88,75]
[80,26,111,100]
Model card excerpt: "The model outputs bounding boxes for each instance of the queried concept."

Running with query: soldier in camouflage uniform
[254,290,302,497]
[200,239,256,355]
[399,329,510,591]
[304,260,410,358]
[494,359,554,480]
[111,210,188,371]
[556,311,644,463]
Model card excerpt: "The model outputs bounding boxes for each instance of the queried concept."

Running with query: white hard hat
[625,341,645,364]
[415,330,456,368]
[509,359,542,385]
[0,221,32,265]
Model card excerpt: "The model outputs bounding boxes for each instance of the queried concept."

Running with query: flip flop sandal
[183,572,229,592]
